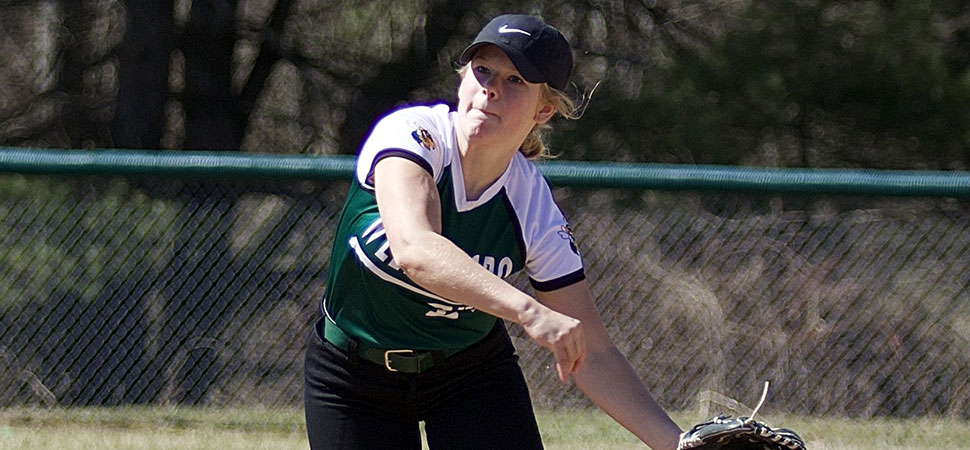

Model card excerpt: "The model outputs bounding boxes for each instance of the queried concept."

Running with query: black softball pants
[303,319,545,450]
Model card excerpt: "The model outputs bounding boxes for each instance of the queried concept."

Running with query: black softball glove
[677,382,806,450]
[677,414,806,450]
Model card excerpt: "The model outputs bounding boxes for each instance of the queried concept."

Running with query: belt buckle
[384,349,415,372]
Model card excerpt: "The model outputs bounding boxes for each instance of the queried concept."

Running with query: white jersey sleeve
[506,154,586,291]
[355,104,452,190]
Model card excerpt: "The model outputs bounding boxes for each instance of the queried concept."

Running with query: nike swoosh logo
[498,24,531,36]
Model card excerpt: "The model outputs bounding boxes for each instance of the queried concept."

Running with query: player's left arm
[535,280,682,450]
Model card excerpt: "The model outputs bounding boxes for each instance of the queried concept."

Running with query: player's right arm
[372,155,585,382]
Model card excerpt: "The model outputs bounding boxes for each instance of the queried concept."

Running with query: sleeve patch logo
[411,126,436,151]
[558,224,580,255]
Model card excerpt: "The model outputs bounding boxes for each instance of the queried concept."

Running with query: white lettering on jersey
[353,219,477,320]
[350,236,454,305]
[360,218,400,270]
[374,240,400,271]
[361,218,385,244]
[355,217,518,320]
[471,254,514,278]
[426,302,475,319]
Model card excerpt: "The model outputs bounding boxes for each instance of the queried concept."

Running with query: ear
[534,102,556,124]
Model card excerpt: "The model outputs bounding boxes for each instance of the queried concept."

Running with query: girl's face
[456,45,555,153]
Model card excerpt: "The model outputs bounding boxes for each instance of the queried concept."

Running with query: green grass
[0,407,967,449]
[0,407,304,450]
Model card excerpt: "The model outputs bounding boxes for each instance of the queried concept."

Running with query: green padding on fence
[536,160,970,197]
[0,148,357,180]
[0,148,968,197]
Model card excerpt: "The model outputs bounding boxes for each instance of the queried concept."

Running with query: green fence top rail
[0,148,968,197]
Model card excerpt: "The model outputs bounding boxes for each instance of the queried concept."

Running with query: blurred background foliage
[1,1,969,413]
[1,0,968,170]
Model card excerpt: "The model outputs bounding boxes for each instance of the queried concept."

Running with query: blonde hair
[520,84,582,159]
[458,64,584,160]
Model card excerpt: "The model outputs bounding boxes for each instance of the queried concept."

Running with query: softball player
[304,14,682,450]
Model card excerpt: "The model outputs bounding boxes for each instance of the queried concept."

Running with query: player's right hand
[520,304,586,384]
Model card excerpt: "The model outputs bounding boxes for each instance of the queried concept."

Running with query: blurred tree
[3,0,968,168]
[0,0,122,148]
[112,0,174,149]
[560,0,970,169]
[113,0,297,150]
[334,0,473,154]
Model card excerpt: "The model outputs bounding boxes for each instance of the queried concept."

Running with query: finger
[553,347,570,384]
[564,349,581,378]
[564,327,585,373]
[572,346,586,372]
[555,361,568,384]
[554,344,578,384]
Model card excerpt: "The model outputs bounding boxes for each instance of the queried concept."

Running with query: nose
[481,75,499,99]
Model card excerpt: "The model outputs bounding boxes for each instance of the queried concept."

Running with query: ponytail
[519,85,581,159]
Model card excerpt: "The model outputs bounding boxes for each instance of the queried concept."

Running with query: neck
[456,133,518,201]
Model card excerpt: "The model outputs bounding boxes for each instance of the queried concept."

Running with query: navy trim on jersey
[541,175,573,221]
[365,148,435,188]
[529,268,586,292]
[499,188,528,265]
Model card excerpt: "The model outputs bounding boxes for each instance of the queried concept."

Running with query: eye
[474,65,491,75]
[507,75,525,85]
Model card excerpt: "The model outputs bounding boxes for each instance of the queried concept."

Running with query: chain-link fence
[1,155,968,419]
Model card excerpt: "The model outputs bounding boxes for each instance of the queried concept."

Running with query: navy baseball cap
[459,14,573,91]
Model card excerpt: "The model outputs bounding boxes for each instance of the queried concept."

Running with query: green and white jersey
[322,104,584,351]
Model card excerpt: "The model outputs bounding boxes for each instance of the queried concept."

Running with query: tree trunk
[337,0,472,154]
[111,0,174,149]
[181,0,241,150]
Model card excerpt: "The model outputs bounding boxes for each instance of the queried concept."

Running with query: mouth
[472,107,498,119]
